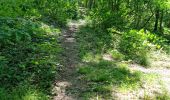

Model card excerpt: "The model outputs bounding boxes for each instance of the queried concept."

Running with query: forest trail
[51,21,170,99]
[52,20,85,100]
[130,64,170,94]
[130,52,170,94]
[102,53,170,99]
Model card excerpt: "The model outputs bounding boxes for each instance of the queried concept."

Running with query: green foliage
[119,29,169,65]
[156,92,170,100]
[79,0,170,66]
[77,26,119,60]
[78,61,157,99]
[0,0,170,99]
[119,29,150,66]
[0,83,49,100]
[0,18,35,45]
[0,0,79,26]
[109,49,125,61]
[147,32,169,49]
[78,61,141,91]
[143,91,170,100]
[0,0,40,18]
[0,1,80,99]
[0,18,61,98]
[77,25,169,66]
[90,8,126,30]
[41,0,78,25]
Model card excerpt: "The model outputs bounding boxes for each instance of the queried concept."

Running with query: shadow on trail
[53,21,143,100]
[60,60,142,100]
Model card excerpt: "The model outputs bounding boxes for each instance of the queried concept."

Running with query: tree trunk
[88,0,93,9]
[159,10,164,34]
[153,8,160,33]
[85,0,88,8]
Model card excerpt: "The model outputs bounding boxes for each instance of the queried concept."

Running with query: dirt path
[130,64,170,94]
[52,20,85,100]
[103,53,170,99]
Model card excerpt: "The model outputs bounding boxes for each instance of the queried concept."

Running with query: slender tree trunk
[154,8,160,33]
[85,0,88,8]
[159,10,164,34]
[93,0,96,8]
[88,0,93,9]
[111,0,114,11]
[135,1,140,29]
[115,0,120,11]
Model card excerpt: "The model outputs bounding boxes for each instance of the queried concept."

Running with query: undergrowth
[77,25,169,67]
[75,19,170,99]
[0,18,61,99]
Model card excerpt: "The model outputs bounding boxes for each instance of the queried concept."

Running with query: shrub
[119,29,150,66]
[109,49,125,61]
[0,83,49,100]
[146,32,168,49]
[0,0,78,26]
[0,18,60,95]
[0,0,40,18]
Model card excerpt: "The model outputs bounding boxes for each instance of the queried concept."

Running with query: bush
[0,83,49,100]
[0,18,60,96]
[119,29,150,66]
[76,26,114,59]
[40,1,79,26]
[0,0,40,18]
[109,49,125,61]
[0,0,78,26]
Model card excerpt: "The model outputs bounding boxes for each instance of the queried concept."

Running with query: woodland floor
[52,20,170,100]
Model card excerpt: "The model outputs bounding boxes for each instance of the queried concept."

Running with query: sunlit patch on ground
[150,51,170,68]
[77,60,162,99]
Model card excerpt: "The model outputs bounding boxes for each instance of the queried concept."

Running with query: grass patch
[156,92,170,100]
[82,52,102,63]
[143,91,170,100]
[108,49,125,61]
[76,26,115,60]
[77,60,157,99]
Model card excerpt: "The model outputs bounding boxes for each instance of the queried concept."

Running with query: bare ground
[52,20,86,100]
[103,52,170,99]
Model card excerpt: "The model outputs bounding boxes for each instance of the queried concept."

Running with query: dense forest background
[0,0,170,100]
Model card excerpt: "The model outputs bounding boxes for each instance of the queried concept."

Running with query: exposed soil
[52,20,86,100]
